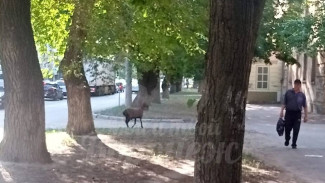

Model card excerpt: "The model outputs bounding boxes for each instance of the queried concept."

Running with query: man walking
[280,79,308,149]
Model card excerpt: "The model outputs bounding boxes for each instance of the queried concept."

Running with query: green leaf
[143,9,148,18]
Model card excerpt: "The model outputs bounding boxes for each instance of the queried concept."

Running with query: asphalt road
[0,92,127,129]
[244,105,325,183]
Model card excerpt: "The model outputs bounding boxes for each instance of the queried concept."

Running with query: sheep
[122,103,148,128]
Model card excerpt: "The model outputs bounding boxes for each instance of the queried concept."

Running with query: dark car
[44,83,64,100]
[56,80,67,96]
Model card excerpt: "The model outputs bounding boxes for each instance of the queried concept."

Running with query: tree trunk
[198,79,205,94]
[162,77,170,99]
[0,0,51,163]
[194,1,265,182]
[60,0,96,136]
[132,70,159,107]
[185,79,189,89]
[125,58,132,107]
[152,75,161,104]
[175,79,182,92]
[170,83,177,94]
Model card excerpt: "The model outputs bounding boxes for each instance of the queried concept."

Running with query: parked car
[44,83,64,100]
[0,87,5,108]
[56,80,67,96]
[132,85,139,93]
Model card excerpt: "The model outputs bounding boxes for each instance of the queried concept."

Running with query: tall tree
[255,0,313,63]
[152,75,161,104]
[0,0,51,163]
[131,68,160,107]
[194,0,266,182]
[60,0,96,135]
[128,0,207,106]
[32,0,208,109]
[125,59,133,107]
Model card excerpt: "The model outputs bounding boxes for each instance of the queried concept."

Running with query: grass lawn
[98,90,201,120]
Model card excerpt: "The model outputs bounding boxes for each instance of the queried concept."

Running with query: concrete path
[244,105,325,183]
[94,117,195,129]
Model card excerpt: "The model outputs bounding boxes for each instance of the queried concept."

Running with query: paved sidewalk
[306,112,325,124]
[245,104,325,183]
[94,118,195,129]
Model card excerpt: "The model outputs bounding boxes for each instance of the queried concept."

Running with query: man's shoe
[292,145,297,149]
[284,141,289,146]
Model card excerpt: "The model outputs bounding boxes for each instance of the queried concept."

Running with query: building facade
[283,52,325,114]
[247,51,325,114]
[247,55,284,104]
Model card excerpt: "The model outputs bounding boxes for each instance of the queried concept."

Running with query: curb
[93,113,196,123]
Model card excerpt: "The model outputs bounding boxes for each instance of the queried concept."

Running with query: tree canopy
[31,0,208,80]
[255,0,320,64]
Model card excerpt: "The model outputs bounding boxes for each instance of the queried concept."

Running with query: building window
[257,67,268,89]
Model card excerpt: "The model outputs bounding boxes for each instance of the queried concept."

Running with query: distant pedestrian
[119,84,124,92]
[280,79,308,149]
[186,79,189,89]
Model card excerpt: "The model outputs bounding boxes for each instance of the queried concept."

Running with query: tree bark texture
[0,0,51,163]
[152,74,161,104]
[194,1,265,183]
[125,59,133,108]
[60,0,96,136]
[175,79,182,92]
[132,70,159,107]
[198,79,206,94]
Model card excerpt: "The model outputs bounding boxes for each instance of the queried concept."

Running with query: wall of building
[284,52,325,114]
[248,55,283,104]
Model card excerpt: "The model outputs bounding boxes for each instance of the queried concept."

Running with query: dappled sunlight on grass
[0,129,283,182]
[97,128,282,181]
[0,164,14,182]
[242,164,278,176]
[46,132,79,155]
[97,133,195,177]
[242,154,280,183]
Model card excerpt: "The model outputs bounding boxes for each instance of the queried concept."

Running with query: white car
[132,79,139,93]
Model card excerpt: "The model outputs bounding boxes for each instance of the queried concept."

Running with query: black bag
[276,118,285,136]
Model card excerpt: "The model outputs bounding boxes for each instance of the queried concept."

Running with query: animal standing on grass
[122,103,148,128]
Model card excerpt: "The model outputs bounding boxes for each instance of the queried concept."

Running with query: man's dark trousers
[285,111,301,146]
